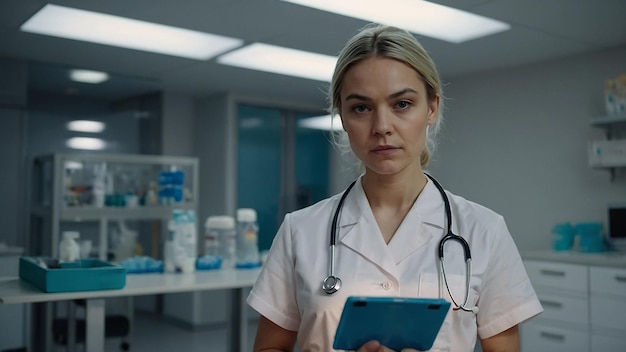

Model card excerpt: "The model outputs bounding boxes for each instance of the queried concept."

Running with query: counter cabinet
[520,256,626,352]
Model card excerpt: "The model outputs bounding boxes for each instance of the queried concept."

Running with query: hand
[356,340,421,352]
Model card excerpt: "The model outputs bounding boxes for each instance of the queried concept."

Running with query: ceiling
[1,0,626,108]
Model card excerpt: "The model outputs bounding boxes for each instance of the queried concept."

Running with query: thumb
[359,340,383,352]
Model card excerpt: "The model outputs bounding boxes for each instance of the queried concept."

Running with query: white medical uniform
[247,176,543,352]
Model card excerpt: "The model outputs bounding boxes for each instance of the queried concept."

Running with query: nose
[372,109,392,136]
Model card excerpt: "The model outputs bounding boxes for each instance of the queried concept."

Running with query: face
[339,57,439,177]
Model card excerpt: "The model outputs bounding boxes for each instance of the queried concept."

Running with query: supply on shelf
[59,231,81,262]
[603,74,626,116]
[119,256,164,274]
[164,209,197,273]
[204,215,236,269]
[236,208,261,269]
[158,169,185,205]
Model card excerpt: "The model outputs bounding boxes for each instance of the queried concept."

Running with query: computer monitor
[608,203,626,252]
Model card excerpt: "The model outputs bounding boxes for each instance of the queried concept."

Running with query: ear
[339,114,347,132]
[427,94,440,125]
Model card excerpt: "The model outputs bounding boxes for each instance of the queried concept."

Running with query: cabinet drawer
[536,291,589,325]
[520,322,588,352]
[591,333,626,352]
[590,295,626,331]
[589,266,626,297]
[525,261,588,293]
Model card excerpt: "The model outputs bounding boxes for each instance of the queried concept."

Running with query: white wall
[427,45,626,252]
[0,59,27,249]
[162,92,195,157]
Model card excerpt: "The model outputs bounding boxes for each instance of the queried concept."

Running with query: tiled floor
[101,312,259,352]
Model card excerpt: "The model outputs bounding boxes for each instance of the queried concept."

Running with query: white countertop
[0,246,23,257]
[0,268,261,304]
[522,250,626,268]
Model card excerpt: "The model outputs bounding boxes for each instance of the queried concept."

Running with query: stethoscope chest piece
[322,275,341,295]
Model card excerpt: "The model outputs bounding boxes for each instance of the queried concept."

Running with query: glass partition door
[237,105,331,251]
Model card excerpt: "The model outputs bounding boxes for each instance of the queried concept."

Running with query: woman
[247,25,542,352]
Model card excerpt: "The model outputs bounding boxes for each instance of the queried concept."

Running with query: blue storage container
[19,257,126,293]
[575,222,605,253]
[552,222,575,251]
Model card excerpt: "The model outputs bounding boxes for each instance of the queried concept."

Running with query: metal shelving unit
[30,153,199,260]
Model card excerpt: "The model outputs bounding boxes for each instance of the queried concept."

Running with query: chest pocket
[417,273,478,352]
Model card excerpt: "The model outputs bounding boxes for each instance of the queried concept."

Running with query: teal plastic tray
[19,256,126,293]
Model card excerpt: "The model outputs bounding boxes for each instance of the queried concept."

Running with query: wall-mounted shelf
[589,113,626,181]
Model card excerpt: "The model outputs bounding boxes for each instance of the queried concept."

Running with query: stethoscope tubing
[323,173,477,314]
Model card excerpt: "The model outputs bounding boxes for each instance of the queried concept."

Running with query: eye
[352,104,370,114]
[395,100,412,110]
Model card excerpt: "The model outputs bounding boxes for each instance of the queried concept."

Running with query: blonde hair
[329,24,444,167]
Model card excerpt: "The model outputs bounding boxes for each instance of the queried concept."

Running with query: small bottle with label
[205,215,236,269]
[236,208,261,269]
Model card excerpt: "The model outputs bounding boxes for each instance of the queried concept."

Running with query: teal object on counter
[552,222,575,251]
[575,222,605,253]
[19,256,126,293]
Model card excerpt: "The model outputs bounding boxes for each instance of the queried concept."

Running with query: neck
[361,169,428,210]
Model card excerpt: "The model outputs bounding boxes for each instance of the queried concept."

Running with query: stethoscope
[321,173,479,314]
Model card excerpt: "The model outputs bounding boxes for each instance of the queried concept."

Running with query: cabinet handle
[540,331,565,341]
[539,300,563,309]
[615,275,626,283]
[540,269,565,277]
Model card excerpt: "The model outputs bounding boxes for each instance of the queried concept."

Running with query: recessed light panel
[281,0,510,43]
[217,43,337,82]
[21,4,243,60]
[69,70,109,84]
[66,137,107,150]
[67,120,106,133]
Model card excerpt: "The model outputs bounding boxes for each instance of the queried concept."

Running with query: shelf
[590,113,626,127]
[59,204,196,221]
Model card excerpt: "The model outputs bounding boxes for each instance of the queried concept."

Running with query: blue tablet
[333,296,451,351]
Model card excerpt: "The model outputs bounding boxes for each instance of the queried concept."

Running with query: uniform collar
[334,175,447,278]
[337,175,447,229]
[412,177,446,230]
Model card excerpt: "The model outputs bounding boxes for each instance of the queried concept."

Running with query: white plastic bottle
[59,231,81,262]
[172,209,197,273]
[236,208,261,269]
[205,215,236,269]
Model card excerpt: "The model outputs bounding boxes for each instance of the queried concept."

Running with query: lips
[371,145,399,155]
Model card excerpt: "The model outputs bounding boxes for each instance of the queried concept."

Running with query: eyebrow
[343,88,419,102]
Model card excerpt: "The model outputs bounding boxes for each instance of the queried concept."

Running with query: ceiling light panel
[21,4,243,60]
[217,43,337,81]
[281,0,511,43]
[67,120,106,133]
[66,137,107,150]
[69,69,109,84]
